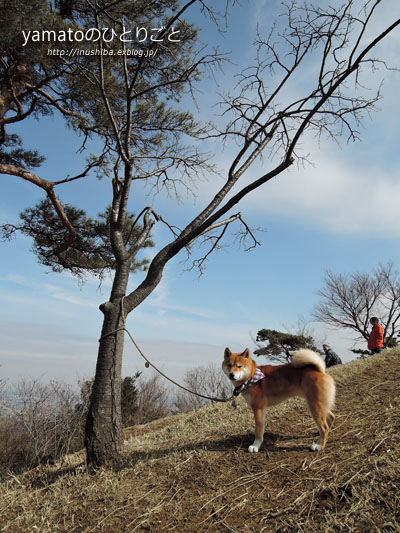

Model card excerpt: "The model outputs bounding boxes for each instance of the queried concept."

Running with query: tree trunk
[84,258,166,467]
[85,257,132,468]
[85,301,125,467]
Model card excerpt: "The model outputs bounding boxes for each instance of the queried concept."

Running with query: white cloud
[50,290,98,308]
[0,320,99,383]
[2,274,39,290]
[240,144,400,239]
[143,274,227,322]
[1,272,99,308]
[0,317,228,384]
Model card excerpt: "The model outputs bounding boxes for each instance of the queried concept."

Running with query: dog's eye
[237,365,242,369]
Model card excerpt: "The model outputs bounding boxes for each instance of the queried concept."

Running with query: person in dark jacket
[322,344,342,368]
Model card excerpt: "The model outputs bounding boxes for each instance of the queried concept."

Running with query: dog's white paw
[310,443,321,452]
[248,444,259,453]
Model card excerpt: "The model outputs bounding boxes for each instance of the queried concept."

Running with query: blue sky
[1,0,400,386]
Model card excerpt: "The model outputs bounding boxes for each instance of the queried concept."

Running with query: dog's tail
[291,349,336,417]
[290,349,326,373]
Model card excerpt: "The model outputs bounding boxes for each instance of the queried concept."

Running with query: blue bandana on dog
[233,368,265,397]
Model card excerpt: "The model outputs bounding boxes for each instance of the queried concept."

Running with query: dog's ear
[242,348,251,358]
[224,347,232,359]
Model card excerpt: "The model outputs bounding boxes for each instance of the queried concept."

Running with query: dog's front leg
[248,408,266,453]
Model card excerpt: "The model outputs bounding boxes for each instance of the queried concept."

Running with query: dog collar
[233,368,265,397]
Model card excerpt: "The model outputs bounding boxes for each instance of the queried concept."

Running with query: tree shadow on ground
[116,430,313,472]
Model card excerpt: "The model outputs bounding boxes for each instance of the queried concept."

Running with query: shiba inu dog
[222,347,336,453]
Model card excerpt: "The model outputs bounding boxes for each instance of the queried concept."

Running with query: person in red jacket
[368,317,384,354]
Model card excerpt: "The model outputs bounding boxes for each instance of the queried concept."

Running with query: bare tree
[134,374,171,425]
[2,0,400,467]
[0,378,83,474]
[313,262,400,347]
[84,0,400,466]
[174,363,232,412]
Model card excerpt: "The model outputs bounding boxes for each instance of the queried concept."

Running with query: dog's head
[222,347,253,383]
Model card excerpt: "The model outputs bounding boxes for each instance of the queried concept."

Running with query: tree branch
[0,164,76,264]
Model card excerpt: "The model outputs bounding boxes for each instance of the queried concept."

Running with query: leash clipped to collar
[233,368,265,397]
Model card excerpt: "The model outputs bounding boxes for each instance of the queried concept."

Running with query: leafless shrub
[0,379,83,477]
[80,372,169,428]
[173,363,232,413]
[133,373,171,425]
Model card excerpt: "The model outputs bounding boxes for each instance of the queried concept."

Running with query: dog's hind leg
[326,410,335,429]
[306,400,331,451]
[248,407,266,453]
[305,373,335,451]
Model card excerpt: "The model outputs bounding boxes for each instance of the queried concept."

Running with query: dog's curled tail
[290,348,326,373]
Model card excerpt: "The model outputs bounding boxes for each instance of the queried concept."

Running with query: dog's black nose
[229,372,235,380]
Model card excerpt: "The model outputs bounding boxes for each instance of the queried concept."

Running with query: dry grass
[1,349,399,532]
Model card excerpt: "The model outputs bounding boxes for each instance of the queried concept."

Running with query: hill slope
[1,350,399,532]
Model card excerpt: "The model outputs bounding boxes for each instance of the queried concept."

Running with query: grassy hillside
[1,349,399,532]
